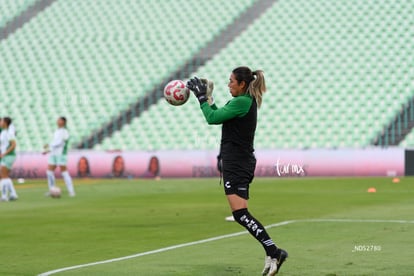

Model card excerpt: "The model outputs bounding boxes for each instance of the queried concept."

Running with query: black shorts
[222,158,256,200]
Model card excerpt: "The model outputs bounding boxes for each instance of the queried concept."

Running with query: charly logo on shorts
[225,181,231,188]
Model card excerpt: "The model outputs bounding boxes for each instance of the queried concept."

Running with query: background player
[0,117,18,201]
[43,117,75,197]
[187,67,288,275]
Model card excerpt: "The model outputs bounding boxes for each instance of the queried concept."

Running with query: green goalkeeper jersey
[200,93,257,160]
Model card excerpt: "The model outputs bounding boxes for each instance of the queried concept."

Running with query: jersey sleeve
[50,130,65,148]
[8,132,16,141]
[200,95,252,125]
[63,129,69,141]
[8,124,15,136]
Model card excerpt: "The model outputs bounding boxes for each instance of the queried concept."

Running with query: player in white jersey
[4,122,17,198]
[8,123,15,136]
[43,117,75,197]
[0,117,18,201]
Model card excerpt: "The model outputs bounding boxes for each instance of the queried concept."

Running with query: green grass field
[1,177,413,276]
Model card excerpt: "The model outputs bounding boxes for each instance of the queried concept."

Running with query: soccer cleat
[262,256,272,275]
[9,196,18,201]
[276,248,288,274]
[225,215,235,222]
[267,249,288,275]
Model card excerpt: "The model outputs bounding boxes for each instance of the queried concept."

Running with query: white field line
[38,219,414,276]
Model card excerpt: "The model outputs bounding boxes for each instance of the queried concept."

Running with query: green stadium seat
[0,0,39,28]
[0,0,256,151]
[1,0,413,150]
[97,0,414,150]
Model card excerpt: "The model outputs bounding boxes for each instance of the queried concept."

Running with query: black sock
[232,208,278,258]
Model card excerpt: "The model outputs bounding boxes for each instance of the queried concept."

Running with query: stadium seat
[398,120,414,147]
[0,0,255,151]
[2,0,413,150]
[0,0,38,28]
[96,0,414,150]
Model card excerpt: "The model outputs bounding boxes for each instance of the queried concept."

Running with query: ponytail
[232,66,267,108]
[248,70,266,108]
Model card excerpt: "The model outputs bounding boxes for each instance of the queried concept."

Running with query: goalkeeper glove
[201,78,215,106]
[187,77,207,104]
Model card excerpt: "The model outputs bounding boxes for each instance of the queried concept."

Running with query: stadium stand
[0,0,37,28]
[399,106,414,148]
[97,0,414,150]
[400,130,414,147]
[0,0,255,151]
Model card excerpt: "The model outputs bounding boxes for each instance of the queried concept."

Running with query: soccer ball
[164,80,190,106]
[50,186,62,198]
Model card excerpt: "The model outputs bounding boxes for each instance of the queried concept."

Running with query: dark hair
[147,156,160,176]
[233,67,255,87]
[2,117,12,127]
[112,155,124,177]
[232,66,266,107]
[77,156,90,177]
[60,116,67,126]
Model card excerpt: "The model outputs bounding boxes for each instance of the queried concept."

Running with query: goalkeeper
[187,67,288,276]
